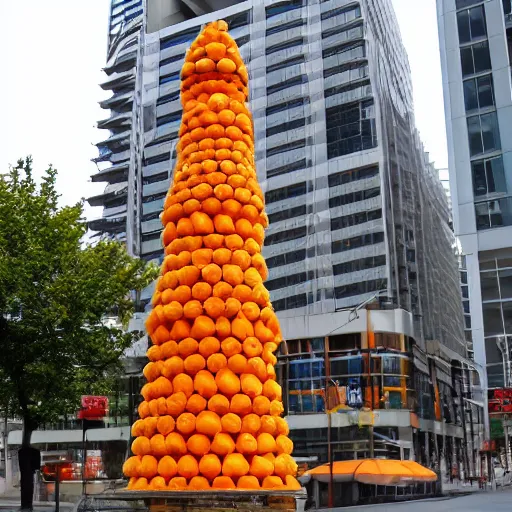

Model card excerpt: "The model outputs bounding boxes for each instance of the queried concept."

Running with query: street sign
[77,396,109,420]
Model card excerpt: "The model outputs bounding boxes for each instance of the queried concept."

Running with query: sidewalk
[0,500,74,512]
[441,480,489,496]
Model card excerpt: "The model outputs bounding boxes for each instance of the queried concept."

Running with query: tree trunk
[19,416,35,511]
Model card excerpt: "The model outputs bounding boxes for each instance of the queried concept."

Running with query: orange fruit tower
[123,20,300,492]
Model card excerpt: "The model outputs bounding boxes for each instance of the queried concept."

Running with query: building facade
[437,0,512,458]
[4,0,476,500]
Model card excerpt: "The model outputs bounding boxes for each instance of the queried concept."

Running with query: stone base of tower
[76,489,307,512]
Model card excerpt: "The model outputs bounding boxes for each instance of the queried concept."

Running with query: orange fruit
[187,434,211,456]
[208,394,230,415]
[177,454,199,479]
[165,432,187,456]
[235,433,258,454]
[199,453,222,480]
[222,453,249,478]
[221,412,242,434]
[186,394,207,414]
[196,410,222,437]
[176,412,196,435]
[230,394,252,416]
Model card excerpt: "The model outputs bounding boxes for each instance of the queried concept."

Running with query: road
[343,488,512,511]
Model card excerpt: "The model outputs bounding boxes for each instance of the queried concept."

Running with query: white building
[437,0,512,395]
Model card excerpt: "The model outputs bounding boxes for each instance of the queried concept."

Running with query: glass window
[464,74,494,112]
[457,6,486,44]
[487,363,505,388]
[483,301,504,336]
[456,0,483,8]
[460,41,491,77]
[499,269,512,299]
[475,197,512,230]
[472,156,507,197]
[467,112,501,156]
[503,302,512,332]
[480,271,500,301]
[504,0,512,16]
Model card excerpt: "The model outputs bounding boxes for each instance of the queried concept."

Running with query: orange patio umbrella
[305,459,437,486]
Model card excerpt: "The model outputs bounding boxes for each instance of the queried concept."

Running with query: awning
[8,426,130,446]
[305,459,437,485]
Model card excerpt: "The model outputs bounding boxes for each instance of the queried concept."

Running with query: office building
[437,0,512,457]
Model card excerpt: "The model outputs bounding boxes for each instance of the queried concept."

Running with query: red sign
[488,388,512,416]
[481,440,496,452]
[77,396,109,420]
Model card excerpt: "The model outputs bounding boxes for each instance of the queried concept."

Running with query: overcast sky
[0,0,448,218]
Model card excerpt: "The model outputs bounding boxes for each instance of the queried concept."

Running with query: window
[483,302,504,336]
[266,249,306,269]
[326,100,377,159]
[467,112,501,156]
[322,41,365,60]
[266,37,304,55]
[160,54,183,67]
[266,0,303,19]
[265,226,307,246]
[225,11,250,30]
[273,293,310,312]
[267,139,306,158]
[266,97,306,116]
[267,158,310,179]
[266,118,306,137]
[333,255,386,276]
[287,358,325,415]
[457,6,486,44]
[329,166,379,187]
[331,209,382,231]
[235,35,250,48]
[265,181,310,204]
[267,55,305,73]
[460,41,491,77]
[143,172,168,185]
[160,27,199,50]
[266,18,305,36]
[331,232,385,253]
[267,74,308,95]
[156,111,181,126]
[334,279,386,299]
[144,152,170,166]
[156,91,180,106]
[475,197,512,230]
[463,74,494,112]
[456,0,482,8]
[504,0,512,16]
[499,268,512,299]
[266,271,315,291]
[329,187,380,208]
[324,79,371,99]
[268,204,310,224]
[159,72,180,85]
[321,5,361,22]
[472,156,507,196]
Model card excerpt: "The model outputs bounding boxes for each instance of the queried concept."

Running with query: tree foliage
[0,157,158,426]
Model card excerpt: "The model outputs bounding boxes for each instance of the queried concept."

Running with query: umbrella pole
[328,411,334,508]
[369,425,375,458]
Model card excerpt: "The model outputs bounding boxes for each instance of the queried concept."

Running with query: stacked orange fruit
[122,20,300,492]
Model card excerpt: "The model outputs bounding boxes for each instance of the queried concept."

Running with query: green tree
[0,158,158,509]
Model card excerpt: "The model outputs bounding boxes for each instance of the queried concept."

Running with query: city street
[341,489,512,511]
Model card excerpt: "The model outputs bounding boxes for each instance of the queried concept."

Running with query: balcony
[90,162,129,183]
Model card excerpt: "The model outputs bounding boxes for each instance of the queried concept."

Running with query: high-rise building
[81,0,481,498]
[437,0,512,435]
